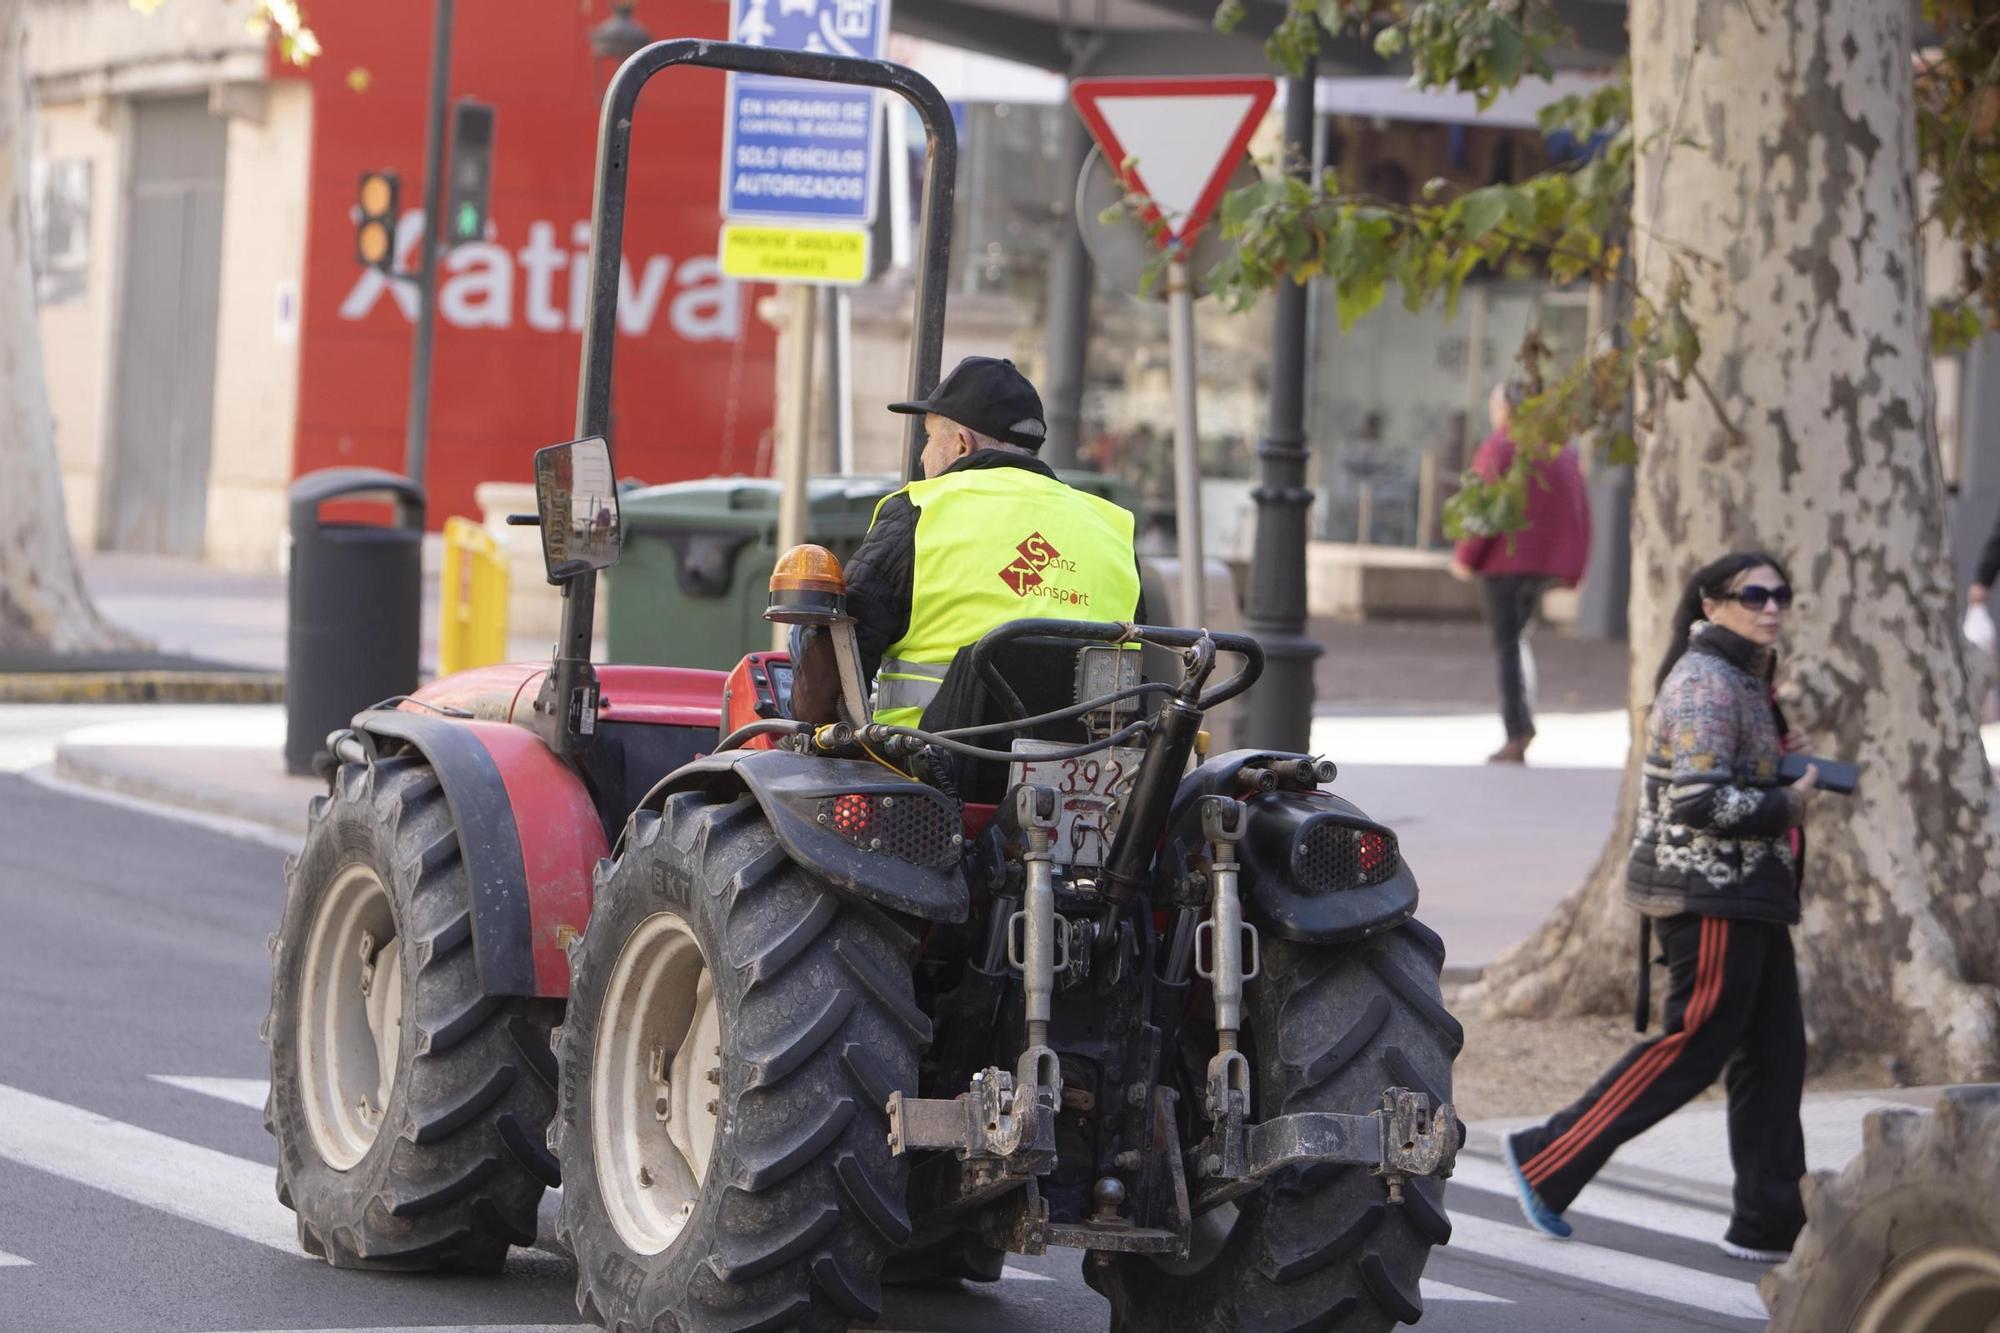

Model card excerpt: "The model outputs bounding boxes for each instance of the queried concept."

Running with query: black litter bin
[285,468,425,774]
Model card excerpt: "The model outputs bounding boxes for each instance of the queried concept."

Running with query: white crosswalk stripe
[151,1074,271,1111]
[0,1081,297,1255]
[1449,1153,1734,1245]
[1443,1212,1765,1320]
[0,1073,1782,1325]
[1422,1279,1510,1304]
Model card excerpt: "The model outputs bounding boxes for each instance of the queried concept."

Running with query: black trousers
[1481,574,1550,740]
[1509,914,1808,1247]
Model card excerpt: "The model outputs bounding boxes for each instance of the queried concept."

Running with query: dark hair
[1652,550,1792,692]
[1501,377,1529,409]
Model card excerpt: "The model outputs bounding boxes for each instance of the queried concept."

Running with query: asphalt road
[0,762,1772,1333]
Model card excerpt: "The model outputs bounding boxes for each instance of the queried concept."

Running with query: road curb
[52,742,309,841]
[0,671,285,704]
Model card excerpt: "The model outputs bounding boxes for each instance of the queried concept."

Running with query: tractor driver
[790,356,1143,728]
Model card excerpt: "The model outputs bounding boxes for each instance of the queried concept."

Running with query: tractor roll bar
[547,41,957,762]
[574,40,956,484]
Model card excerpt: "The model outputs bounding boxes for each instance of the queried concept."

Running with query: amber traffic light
[355,169,400,274]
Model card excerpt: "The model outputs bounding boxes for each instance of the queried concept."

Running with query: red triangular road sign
[1071,76,1276,249]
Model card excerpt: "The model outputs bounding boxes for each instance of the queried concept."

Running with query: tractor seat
[917,636,1130,804]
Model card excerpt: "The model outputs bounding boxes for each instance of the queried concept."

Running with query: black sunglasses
[1723,583,1793,612]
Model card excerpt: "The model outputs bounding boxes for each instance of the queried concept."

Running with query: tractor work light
[1293,820,1401,895]
[816,792,961,867]
[766,544,848,625]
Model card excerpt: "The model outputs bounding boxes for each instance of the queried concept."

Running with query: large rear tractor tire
[1088,921,1460,1332]
[265,757,563,1271]
[1763,1085,2000,1333]
[554,793,926,1333]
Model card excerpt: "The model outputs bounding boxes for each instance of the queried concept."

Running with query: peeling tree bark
[0,0,129,654]
[1471,0,2000,1083]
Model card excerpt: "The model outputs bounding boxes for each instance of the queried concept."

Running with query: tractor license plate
[1009,741,1146,869]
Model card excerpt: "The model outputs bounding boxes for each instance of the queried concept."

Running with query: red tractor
[264,41,1462,1333]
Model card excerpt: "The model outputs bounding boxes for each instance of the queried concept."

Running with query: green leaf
[1486,17,1526,89]
[1603,431,1638,465]
[1335,275,1388,331]
[1373,25,1406,59]
[1455,187,1511,240]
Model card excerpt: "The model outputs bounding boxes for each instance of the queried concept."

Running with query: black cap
[888,356,1048,450]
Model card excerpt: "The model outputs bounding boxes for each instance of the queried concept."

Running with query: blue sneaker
[1501,1132,1573,1239]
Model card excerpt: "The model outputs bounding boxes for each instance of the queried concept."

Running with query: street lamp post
[587,3,653,461]
[403,0,455,488]
[589,2,653,65]
[1238,65,1324,751]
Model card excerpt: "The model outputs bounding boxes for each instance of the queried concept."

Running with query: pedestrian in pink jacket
[1450,379,1592,763]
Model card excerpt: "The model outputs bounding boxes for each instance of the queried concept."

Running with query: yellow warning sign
[719,224,870,285]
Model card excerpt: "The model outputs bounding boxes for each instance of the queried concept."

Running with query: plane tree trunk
[1469,0,2000,1083]
[0,0,129,654]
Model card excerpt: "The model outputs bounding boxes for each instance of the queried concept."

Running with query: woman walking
[1502,551,1819,1263]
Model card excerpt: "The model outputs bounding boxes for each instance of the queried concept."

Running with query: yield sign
[1071,76,1276,249]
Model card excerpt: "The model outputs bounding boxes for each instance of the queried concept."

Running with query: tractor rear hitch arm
[1190,1088,1460,1215]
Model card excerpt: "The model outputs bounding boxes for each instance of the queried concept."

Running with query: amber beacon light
[766,544,849,625]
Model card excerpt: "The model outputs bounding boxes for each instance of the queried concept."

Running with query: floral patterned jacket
[1625,621,1803,924]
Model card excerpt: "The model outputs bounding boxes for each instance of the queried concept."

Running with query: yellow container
[440,516,509,675]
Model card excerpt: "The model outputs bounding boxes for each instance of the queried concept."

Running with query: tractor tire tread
[266,758,560,1272]
[559,793,921,1333]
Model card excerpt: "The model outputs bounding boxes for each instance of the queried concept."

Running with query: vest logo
[1000,532,1085,602]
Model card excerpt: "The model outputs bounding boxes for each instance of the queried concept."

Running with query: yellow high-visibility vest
[874,467,1140,727]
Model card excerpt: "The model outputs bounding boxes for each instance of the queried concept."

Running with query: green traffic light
[455,201,480,240]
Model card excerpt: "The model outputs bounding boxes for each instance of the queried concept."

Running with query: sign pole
[403,0,454,488]
[774,282,818,649]
[1069,76,1274,626]
[1167,253,1206,626]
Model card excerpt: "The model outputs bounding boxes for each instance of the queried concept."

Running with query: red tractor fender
[353,709,603,998]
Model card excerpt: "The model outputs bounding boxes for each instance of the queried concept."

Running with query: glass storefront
[884,93,1596,557]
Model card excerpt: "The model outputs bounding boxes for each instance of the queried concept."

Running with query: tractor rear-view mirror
[534,436,622,584]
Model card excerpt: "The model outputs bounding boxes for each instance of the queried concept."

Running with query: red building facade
[282,0,777,527]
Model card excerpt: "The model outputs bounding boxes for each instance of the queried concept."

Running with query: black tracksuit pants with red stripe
[1509,913,1808,1248]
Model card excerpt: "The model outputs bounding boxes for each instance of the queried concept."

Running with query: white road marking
[0,1082,297,1255]
[1423,1278,1509,1303]
[1449,1154,1730,1245]
[201,1328,589,1332]
[23,765,303,852]
[1447,1212,1765,1320]
[151,1075,271,1111]
[0,1248,31,1267]
[998,1267,1054,1282]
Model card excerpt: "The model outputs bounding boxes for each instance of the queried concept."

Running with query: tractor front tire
[1088,921,1460,1332]
[265,756,562,1271]
[1763,1085,2000,1332]
[555,793,925,1333]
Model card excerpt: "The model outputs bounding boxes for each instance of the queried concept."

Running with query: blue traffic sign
[722,0,891,226]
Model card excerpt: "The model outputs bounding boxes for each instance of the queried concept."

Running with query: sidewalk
[36,703,1627,969]
[38,554,2000,969]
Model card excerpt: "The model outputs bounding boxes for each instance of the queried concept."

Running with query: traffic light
[446,99,496,248]
[355,169,399,273]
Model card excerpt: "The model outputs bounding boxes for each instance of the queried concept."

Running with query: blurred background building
[26,0,1996,626]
